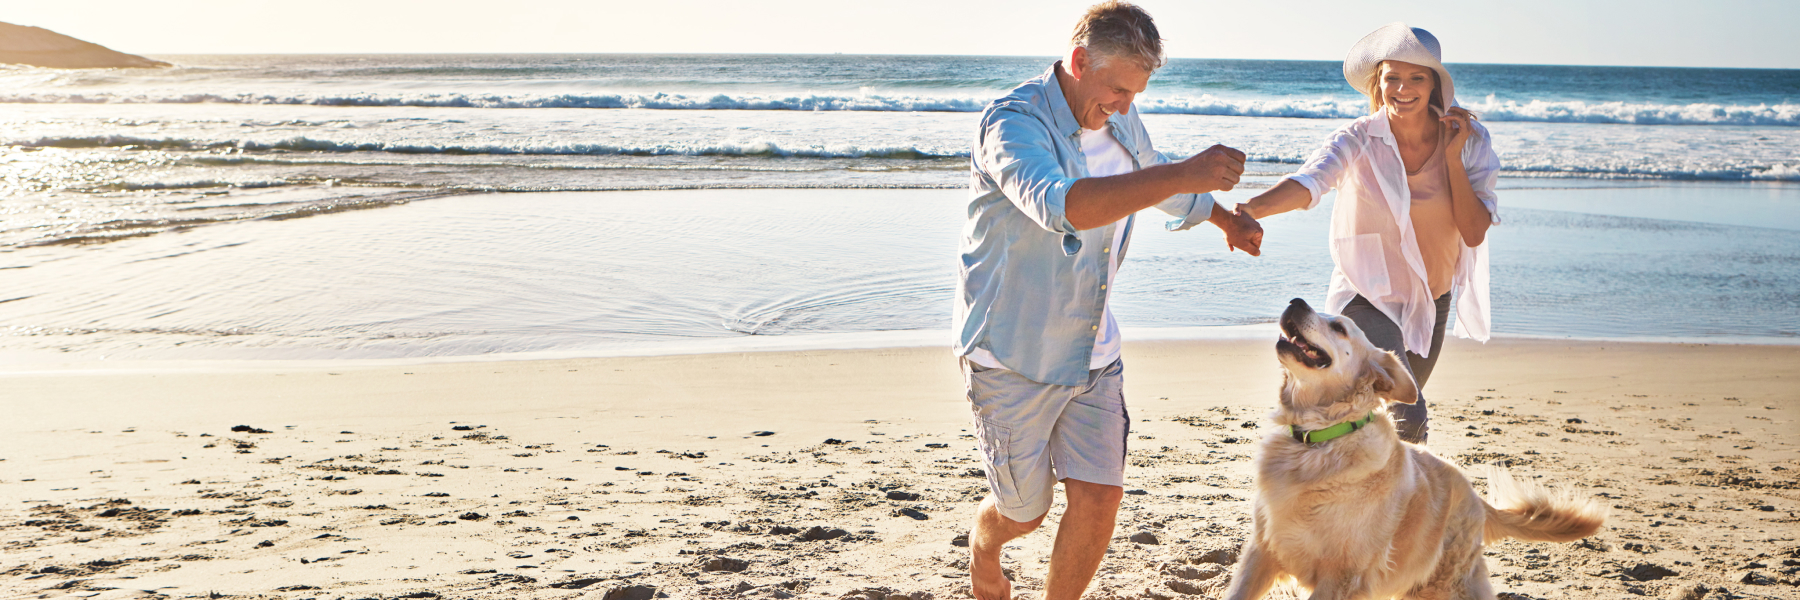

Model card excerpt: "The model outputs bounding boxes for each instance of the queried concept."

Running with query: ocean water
[1,54,1797,360]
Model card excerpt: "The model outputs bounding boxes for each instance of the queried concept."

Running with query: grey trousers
[1340,293,1451,444]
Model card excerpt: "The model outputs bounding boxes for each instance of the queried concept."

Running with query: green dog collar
[1290,411,1376,445]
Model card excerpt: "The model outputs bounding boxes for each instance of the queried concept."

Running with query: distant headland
[0,21,169,68]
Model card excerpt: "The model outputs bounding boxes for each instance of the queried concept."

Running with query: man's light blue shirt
[954,62,1216,387]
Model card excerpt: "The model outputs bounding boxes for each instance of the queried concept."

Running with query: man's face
[1063,48,1151,131]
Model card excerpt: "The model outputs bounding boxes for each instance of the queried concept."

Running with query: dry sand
[2,338,1796,600]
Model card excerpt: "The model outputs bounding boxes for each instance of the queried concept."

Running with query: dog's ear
[1369,350,1419,405]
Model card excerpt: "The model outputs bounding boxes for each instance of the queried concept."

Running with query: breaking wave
[11,135,963,160]
[10,134,1796,181]
[5,91,1798,126]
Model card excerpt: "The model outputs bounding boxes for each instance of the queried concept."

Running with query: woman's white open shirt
[1285,110,1503,357]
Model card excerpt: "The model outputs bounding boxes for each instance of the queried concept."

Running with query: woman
[1240,23,1501,443]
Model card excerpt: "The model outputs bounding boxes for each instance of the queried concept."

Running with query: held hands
[1440,107,1476,156]
[1182,144,1246,193]
[1188,144,1258,255]
[1210,202,1264,256]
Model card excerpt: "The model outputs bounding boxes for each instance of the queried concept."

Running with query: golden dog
[1224,298,1606,600]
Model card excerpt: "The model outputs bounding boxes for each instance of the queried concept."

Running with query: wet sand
[2,338,1796,600]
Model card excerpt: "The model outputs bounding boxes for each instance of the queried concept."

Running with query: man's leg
[970,496,1045,600]
[1045,479,1124,600]
[1042,359,1130,600]
[962,358,1067,600]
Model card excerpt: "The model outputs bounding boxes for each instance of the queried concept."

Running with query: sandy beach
[3,338,1795,600]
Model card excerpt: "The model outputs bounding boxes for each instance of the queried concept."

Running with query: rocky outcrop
[0,21,169,68]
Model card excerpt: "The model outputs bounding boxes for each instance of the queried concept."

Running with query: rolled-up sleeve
[1158,189,1217,232]
[1286,127,1361,211]
[1462,123,1503,224]
[978,105,1081,243]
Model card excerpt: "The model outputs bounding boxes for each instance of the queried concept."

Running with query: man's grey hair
[1070,1,1166,73]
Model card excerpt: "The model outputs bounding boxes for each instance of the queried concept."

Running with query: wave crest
[1465,96,1800,127]
[1136,96,1800,127]
[4,91,1798,126]
[0,91,992,113]
[10,134,1796,182]
[13,134,963,160]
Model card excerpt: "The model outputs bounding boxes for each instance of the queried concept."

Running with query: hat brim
[1343,22,1455,111]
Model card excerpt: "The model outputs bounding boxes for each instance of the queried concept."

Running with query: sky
[7,0,1798,69]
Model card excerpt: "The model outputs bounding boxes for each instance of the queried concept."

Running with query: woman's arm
[1238,179,1313,220]
[1241,124,1363,220]
[1441,108,1492,246]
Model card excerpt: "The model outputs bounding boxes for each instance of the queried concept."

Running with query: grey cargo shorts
[962,358,1128,522]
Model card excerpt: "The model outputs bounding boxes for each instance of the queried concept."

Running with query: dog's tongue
[1294,337,1325,361]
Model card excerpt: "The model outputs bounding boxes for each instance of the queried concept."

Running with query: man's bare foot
[970,543,1011,600]
[969,496,1038,600]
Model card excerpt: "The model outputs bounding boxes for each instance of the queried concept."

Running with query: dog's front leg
[1223,537,1284,600]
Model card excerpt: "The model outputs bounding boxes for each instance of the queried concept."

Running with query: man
[954,3,1263,599]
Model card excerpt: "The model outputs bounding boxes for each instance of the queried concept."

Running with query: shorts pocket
[1332,233,1392,298]
[973,417,1021,511]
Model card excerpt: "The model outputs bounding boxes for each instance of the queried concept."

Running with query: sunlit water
[1,55,1797,360]
[3,183,1795,361]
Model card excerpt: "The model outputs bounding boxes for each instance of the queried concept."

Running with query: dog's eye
[1329,321,1346,335]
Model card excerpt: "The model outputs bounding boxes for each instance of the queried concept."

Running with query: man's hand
[1181,144,1246,194]
[1209,202,1263,256]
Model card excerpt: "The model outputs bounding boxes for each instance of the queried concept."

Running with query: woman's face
[1378,61,1438,118]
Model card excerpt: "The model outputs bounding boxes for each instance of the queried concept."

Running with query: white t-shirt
[1082,126,1134,369]
[970,126,1134,372]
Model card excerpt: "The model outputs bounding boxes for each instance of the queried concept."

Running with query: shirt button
[1092,325,1099,331]
[1101,284,1107,290]
[1102,247,1110,253]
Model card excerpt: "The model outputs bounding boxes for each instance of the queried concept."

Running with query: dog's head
[1276,298,1418,421]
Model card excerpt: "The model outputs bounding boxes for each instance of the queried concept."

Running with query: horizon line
[118,51,1800,72]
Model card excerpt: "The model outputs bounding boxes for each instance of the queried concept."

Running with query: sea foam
[14,133,1796,181]
[14,134,965,160]
[5,91,1798,127]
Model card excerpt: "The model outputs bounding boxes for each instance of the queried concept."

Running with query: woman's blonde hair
[1365,60,1444,114]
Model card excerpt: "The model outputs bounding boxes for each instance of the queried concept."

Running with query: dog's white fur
[1223,300,1606,600]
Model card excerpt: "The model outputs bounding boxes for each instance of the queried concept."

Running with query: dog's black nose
[1280,298,1315,332]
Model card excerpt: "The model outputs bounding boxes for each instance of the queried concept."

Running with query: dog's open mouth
[1277,328,1333,369]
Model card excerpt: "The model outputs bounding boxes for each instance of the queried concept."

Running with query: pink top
[1405,144,1463,298]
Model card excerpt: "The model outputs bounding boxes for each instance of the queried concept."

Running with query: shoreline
[3,338,1796,599]
[4,326,1799,372]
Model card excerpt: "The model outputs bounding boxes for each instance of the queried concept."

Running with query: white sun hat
[1343,22,1455,110]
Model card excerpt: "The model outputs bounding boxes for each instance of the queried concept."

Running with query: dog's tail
[1479,465,1607,543]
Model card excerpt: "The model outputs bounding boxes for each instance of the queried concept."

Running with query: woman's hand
[1439,106,1492,246]
[1440,107,1476,156]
